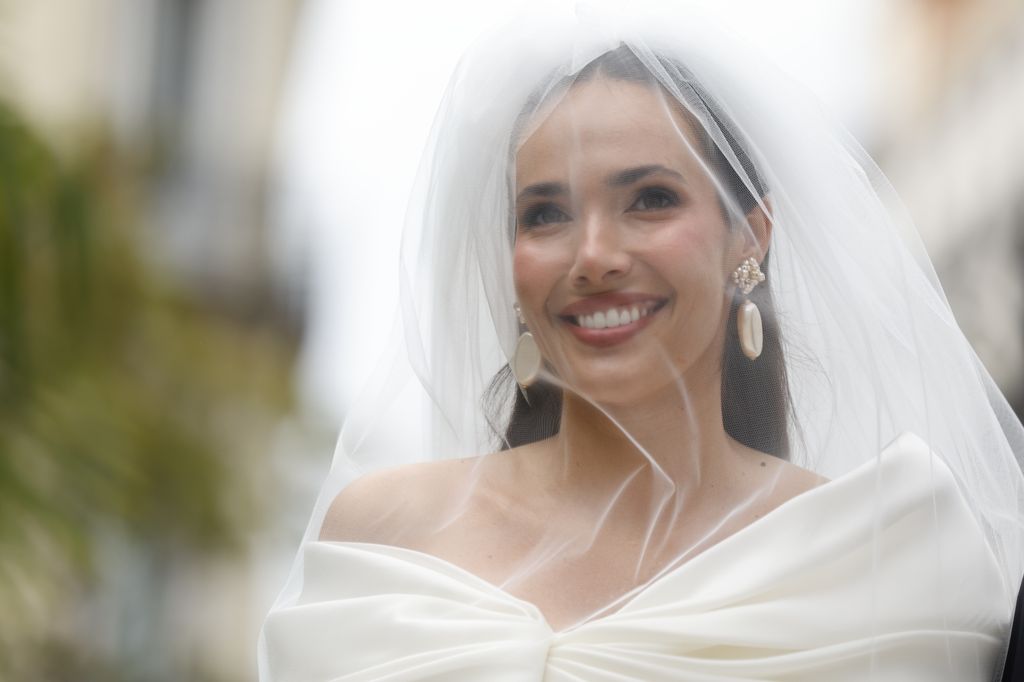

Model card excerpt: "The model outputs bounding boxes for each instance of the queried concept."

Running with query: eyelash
[517,186,681,229]
[520,204,570,228]
[629,187,680,211]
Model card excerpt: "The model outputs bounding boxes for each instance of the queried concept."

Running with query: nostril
[569,244,632,285]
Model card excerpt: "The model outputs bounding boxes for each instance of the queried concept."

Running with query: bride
[260,5,1024,680]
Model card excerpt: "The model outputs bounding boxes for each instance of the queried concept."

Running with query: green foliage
[0,102,298,679]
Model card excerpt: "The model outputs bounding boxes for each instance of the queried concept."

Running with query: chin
[558,365,676,411]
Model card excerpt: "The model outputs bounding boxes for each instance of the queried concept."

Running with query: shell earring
[511,302,541,387]
[732,257,765,361]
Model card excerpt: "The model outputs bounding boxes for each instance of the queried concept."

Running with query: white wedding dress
[261,433,1010,681]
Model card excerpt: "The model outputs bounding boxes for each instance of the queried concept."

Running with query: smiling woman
[260,5,1024,680]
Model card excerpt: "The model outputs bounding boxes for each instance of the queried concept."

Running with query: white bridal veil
[261,3,1024,679]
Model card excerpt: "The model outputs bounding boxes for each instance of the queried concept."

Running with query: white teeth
[574,303,659,330]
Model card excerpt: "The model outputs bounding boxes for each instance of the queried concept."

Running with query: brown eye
[521,203,571,228]
[628,187,679,211]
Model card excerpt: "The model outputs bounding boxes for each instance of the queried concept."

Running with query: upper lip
[558,292,668,317]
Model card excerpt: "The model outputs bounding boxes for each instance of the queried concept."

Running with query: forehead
[515,77,704,183]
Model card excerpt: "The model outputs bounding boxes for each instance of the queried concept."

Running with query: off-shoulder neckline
[316,432,950,635]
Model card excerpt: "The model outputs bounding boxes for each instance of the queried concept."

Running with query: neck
[545,369,739,501]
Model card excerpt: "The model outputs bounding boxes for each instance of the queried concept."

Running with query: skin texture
[320,75,826,632]
[513,78,745,410]
[511,76,775,492]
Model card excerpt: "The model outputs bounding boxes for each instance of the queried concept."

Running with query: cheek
[512,239,562,302]
[648,225,712,254]
[645,218,729,288]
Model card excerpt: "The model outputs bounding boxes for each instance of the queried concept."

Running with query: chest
[416,489,779,631]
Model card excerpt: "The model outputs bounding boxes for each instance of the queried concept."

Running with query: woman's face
[513,76,749,407]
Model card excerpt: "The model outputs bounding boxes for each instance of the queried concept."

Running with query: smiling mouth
[560,300,668,329]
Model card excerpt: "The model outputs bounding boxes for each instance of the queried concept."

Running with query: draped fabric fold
[263,433,1008,681]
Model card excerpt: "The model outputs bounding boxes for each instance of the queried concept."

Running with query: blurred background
[0,0,1021,679]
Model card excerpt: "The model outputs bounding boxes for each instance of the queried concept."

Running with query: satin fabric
[263,433,1009,681]
[1001,576,1024,680]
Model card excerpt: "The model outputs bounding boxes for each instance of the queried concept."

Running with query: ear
[739,195,773,263]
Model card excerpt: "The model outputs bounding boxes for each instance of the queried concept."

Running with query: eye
[519,203,571,228]
[628,187,679,212]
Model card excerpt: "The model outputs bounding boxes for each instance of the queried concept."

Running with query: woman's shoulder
[319,460,444,543]
[318,454,495,543]
[734,442,830,512]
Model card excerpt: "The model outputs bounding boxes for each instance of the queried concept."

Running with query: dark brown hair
[487,45,791,458]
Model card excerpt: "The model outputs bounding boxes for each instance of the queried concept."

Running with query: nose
[568,212,632,287]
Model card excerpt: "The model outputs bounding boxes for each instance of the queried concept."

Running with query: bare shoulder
[771,459,830,507]
[739,445,830,506]
[318,457,479,543]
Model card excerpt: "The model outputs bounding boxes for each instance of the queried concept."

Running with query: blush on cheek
[511,248,532,291]
[648,216,729,272]
[513,242,562,288]
[512,244,550,309]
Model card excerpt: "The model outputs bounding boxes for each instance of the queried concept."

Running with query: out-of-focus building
[874,0,1024,413]
[0,2,314,680]
[0,0,304,320]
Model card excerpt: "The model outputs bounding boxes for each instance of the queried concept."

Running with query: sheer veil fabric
[261,4,1024,680]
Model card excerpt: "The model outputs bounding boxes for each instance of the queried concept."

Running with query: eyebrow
[608,164,685,187]
[516,181,566,203]
[516,165,685,203]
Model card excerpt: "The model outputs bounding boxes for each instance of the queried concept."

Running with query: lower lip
[562,307,662,348]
